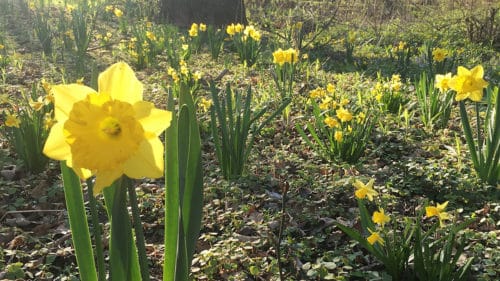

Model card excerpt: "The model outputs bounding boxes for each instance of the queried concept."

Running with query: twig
[0,209,64,222]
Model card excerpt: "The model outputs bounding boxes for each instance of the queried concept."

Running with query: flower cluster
[225,23,262,66]
[226,23,261,42]
[188,22,207,37]
[272,48,299,66]
[371,74,408,113]
[308,84,365,143]
[353,179,388,246]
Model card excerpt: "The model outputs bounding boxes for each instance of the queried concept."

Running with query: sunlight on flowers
[353,179,378,201]
[43,62,172,195]
[448,65,488,102]
[425,201,451,227]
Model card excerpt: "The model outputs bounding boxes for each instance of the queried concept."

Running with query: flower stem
[87,180,106,281]
[126,177,151,281]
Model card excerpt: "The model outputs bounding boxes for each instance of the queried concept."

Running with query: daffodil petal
[471,65,483,79]
[52,84,96,121]
[98,62,143,104]
[43,122,71,160]
[134,101,172,136]
[93,169,123,195]
[67,158,93,179]
[456,66,470,76]
[124,138,163,179]
[469,90,483,102]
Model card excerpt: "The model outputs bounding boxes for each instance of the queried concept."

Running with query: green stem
[475,102,484,175]
[87,180,106,281]
[126,178,151,281]
[60,162,98,281]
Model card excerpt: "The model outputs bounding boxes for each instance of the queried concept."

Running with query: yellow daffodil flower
[43,62,172,195]
[29,97,44,111]
[199,97,212,112]
[189,23,198,37]
[324,116,338,128]
[5,113,21,128]
[334,131,343,142]
[226,24,236,36]
[372,208,390,227]
[353,178,378,201]
[432,48,448,62]
[425,201,451,227]
[435,73,452,92]
[367,228,384,245]
[273,48,286,66]
[448,65,488,102]
[199,23,207,32]
[326,83,335,94]
[113,8,123,18]
[336,107,353,122]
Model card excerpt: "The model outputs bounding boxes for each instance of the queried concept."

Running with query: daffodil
[273,48,286,66]
[435,73,452,92]
[448,65,488,102]
[425,201,451,227]
[189,23,198,37]
[336,107,353,122]
[326,83,335,94]
[198,97,212,112]
[43,62,172,195]
[5,113,21,128]
[113,8,123,18]
[29,97,44,111]
[367,228,384,245]
[372,208,390,227]
[324,116,338,128]
[226,24,236,36]
[199,23,207,32]
[353,178,378,201]
[334,131,343,142]
[432,48,448,62]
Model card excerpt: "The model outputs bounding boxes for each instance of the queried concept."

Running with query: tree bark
[159,0,247,27]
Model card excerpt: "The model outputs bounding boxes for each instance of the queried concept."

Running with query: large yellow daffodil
[448,65,488,102]
[43,62,172,195]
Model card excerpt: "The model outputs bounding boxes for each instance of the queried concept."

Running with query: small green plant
[372,73,409,114]
[33,6,53,56]
[448,65,499,185]
[70,5,95,73]
[415,72,454,131]
[414,218,474,281]
[272,47,299,123]
[210,83,289,179]
[128,23,165,69]
[421,41,457,78]
[336,179,475,280]
[388,41,413,79]
[297,86,375,164]
[0,83,53,174]
[226,23,262,67]
[206,25,225,60]
[344,31,357,64]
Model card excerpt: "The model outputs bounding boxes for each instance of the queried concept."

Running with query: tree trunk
[159,0,247,27]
